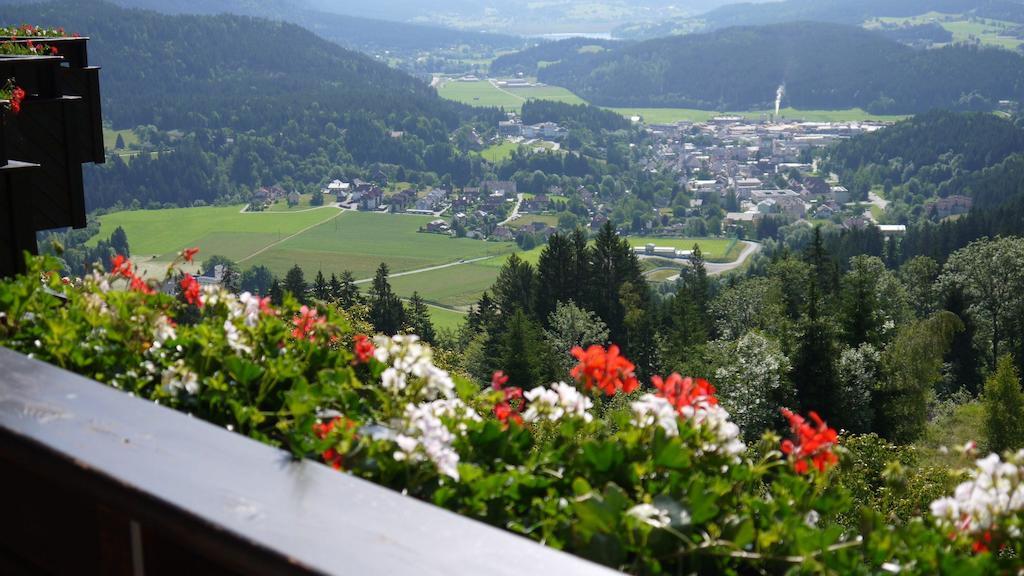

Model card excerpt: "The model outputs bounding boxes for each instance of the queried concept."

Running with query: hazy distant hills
[0,0,524,52]
[1,0,471,130]
[536,22,1024,114]
[699,0,1024,30]
[614,0,1024,40]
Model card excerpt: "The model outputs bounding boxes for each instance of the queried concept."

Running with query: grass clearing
[625,236,740,262]
[388,263,501,308]
[507,214,560,230]
[91,205,339,258]
[870,12,1024,51]
[102,127,140,151]
[426,305,468,331]
[437,80,523,109]
[480,141,519,163]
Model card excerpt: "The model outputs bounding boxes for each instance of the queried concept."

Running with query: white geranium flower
[627,503,671,529]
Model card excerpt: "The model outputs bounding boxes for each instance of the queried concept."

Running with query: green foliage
[2,255,1023,574]
[539,23,1024,114]
[984,355,1024,453]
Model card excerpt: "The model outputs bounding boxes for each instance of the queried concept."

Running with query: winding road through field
[650,241,762,282]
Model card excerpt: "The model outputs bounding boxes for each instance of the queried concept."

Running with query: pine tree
[328,273,342,302]
[793,280,839,420]
[839,256,884,348]
[499,309,545,390]
[493,253,536,318]
[269,278,284,306]
[590,221,645,346]
[984,355,1024,454]
[283,265,308,303]
[110,226,130,257]
[569,227,591,307]
[468,291,498,335]
[535,233,576,324]
[312,270,329,301]
[115,133,125,150]
[336,270,362,308]
[804,226,838,296]
[405,292,436,344]
[369,263,404,335]
[240,265,273,295]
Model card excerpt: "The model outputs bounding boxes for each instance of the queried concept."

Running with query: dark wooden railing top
[0,347,621,576]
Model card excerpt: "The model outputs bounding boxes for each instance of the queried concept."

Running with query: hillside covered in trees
[537,22,1024,113]
[1,0,506,209]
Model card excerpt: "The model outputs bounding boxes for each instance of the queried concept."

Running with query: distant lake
[534,32,615,41]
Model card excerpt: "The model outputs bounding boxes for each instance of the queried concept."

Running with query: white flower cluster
[626,503,672,529]
[394,402,461,480]
[151,315,177,349]
[630,394,745,459]
[522,381,594,423]
[686,403,745,459]
[236,292,264,328]
[372,335,455,400]
[930,451,1024,536]
[161,359,199,395]
[631,394,680,437]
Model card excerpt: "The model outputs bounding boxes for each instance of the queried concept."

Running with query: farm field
[91,205,340,262]
[92,207,517,300]
[507,214,560,229]
[388,262,501,308]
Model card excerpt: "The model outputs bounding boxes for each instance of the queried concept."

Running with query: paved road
[353,255,497,285]
[655,241,763,282]
[497,193,524,226]
[864,191,889,223]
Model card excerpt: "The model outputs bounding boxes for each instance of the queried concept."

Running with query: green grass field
[437,79,584,110]
[438,78,907,123]
[480,141,519,163]
[91,205,339,260]
[102,127,140,151]
[508,214,561,229]
[625,237,740,262]
[92,207,517,304]
[426,305,468,331]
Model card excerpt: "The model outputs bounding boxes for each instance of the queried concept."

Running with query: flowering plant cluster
[0,254,1021,574]
[1,78,25,114]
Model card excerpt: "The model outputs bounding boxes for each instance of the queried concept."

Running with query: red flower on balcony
[180,274,202,307]
[491,371,523,427]
[353,334,375,363]
[129,275,155,295]
[313,416,354,471]
[182,247,200,263]
[570,344,638,396]
[8,86,25,115]
[291,305,325,341]
[110,254,133,278]
[652,373,718,414]
[49,46,58,55]
[780,408,838,474]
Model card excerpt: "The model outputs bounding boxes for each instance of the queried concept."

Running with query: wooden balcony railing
[0,346,621,576]
[0,35,103,278]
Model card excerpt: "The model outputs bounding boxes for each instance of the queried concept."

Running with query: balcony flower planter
[0,32,102,277]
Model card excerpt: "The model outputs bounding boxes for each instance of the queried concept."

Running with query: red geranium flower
[652,373,718,414]
[570,344,638,396]
[180,273,202,307]
[491,370,523,427]
[291,305,325,341]
[313,416,355,471]
[353,334,375,363]
[110,254,133,278]
[50,46,58,55]
[780,408,838,474]
[9,86,25,115]
[182,247,199,263]
[129,274,155,295]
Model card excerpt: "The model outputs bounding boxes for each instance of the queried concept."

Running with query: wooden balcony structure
[0,346,621,575]
[0,36,103,278]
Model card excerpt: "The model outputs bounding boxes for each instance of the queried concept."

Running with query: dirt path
[236,209,345,264]
[353,256,497,285]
